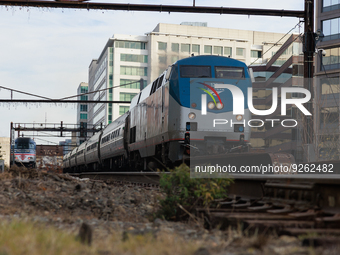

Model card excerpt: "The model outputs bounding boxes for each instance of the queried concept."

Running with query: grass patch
[0,220,85,255]
[0,219,200,255]
[158,164,232,220]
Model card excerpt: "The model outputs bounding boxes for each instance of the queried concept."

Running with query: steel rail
[0,1,305,18]
[71,171,165,185]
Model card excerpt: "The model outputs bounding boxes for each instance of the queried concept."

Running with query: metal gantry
[0,1,305,18]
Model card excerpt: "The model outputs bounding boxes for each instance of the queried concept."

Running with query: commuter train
[63,55,252,172]
[11,137,36,168]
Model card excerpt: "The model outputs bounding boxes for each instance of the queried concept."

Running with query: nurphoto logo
[199,83,312,129]
[201,84,311,116]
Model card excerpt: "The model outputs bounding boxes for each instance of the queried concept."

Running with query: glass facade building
[250,35,304,162]
[88,35,147,128]
[315,0,340,160]
[76,82,88,145]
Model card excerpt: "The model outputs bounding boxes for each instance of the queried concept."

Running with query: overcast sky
[0,0,304,144]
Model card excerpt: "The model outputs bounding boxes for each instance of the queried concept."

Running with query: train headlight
[207,101,215,109]
[216,102,224,110]
[191,103,197,108]
[188,112,196,120]
[236,115,243,121]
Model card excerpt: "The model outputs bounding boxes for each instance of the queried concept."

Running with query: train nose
[205,137,226,154]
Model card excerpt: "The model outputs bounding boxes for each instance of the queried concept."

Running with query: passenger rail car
[12,137,36,168]
[63,55,252,172]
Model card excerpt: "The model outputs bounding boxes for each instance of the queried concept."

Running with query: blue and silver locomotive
[64,55,252,172]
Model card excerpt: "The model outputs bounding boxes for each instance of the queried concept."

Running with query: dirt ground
[0,167,338,255]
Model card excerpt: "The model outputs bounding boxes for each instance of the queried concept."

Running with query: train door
[124,114,130,152]
[162,86,165,132]
[161,83,169,133]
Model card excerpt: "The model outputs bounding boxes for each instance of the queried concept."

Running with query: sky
[0,0,304,144]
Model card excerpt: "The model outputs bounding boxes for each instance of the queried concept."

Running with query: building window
[224,47,232,56]
[159,55,167,64]
[322,47,340,70]
[322,17,340,41]
[119,106,130,115]
[292,64,303,77]
[80,86,88,94]
[320,107,339,125]
[120,92,138,101]
[115,41,146,49]
[80,113,87,120]
[120,54,148,63]
[80,95,88,101]
[204,45,212,54]
[251,50,262,58]
[120,79,143,89]
[80,105,88,112]
[158,42,167,51]
[192,44,200,54]
[171,56,179,63]
[120,66,148,76]
[236,48,245,57]
[181,44,190,53]
[171,43,179,52]
[321,77,340,94]
[323,0,340,12]
[213,46,223,55]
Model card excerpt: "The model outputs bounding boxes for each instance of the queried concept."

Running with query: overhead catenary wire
[0,80,141,104]
[59,80,141,100]
[249,21,303,67]
[0,85,53,100]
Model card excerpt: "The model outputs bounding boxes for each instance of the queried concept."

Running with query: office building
[0,137,10,167]
[250,34,305,161]
[76,82,88,145]
[87,22,287,128]
[315,0,340,160]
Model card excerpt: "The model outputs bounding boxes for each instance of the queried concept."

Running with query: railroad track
[198,174,340,235]
[70,171,163,188]
[69,164,340,236]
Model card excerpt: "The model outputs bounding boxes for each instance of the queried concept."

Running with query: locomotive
[63,55,252,173]
[11,137,36,168]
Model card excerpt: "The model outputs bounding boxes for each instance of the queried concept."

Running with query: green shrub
[158,164,232,220]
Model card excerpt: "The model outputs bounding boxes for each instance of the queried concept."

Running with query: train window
[215,66,245,79]
[130,126,136,143]
[150,78,159,95]
[180,65,211,78]
[137,93,142,104]
[15,142,29,149]
[156,75,164,89]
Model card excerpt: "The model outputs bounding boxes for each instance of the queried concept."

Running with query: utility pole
[303,0,315,161]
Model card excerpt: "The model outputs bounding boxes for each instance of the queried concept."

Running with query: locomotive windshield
[15,141,29,149]
[180,65,211,78]
[215,66,245,79]
[14,139,35,149]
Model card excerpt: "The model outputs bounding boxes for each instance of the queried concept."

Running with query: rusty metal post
[60,121,63,137]
[10,122,14,167]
